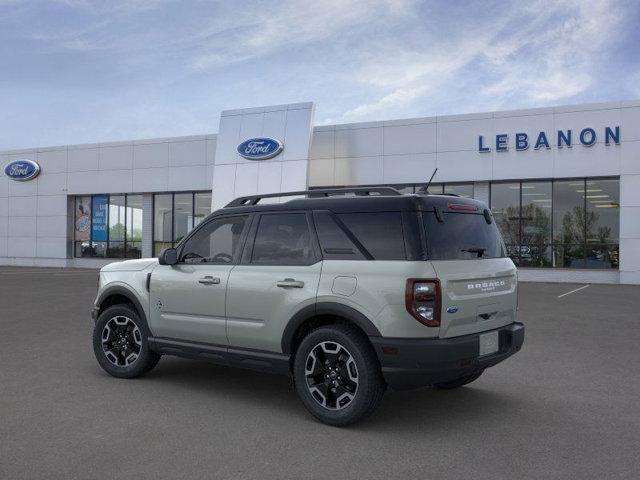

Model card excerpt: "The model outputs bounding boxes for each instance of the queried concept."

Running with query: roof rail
[224,187,402,208]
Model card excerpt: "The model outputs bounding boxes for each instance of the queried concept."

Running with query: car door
[226,212,322,353]
[149,214,250,345]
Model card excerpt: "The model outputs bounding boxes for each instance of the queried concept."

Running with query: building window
[491,178,619,269]
[490,182,521,265]
[314,182,474,197]
[152,191,212,256]
[73,193,144,259]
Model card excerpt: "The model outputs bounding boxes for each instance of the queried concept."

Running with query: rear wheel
[434,370,483,389]
[293,325,385,427]
[93,304,160,378]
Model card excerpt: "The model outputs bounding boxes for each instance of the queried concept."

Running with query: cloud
[334,0,626,122]
[482,0,622,104]
[191,0,415,70]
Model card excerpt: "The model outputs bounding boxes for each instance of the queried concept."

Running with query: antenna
[423,167,438,194]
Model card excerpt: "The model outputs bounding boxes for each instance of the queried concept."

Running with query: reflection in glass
[107,195,125,257]
[444,183,474,198]
[553,180,586,268]
[154,194,172,254]
[194,192,212,228]
[126,195,143,258]
[585,179,619,244]
[520,181,552,267]
[416,183,443,194]
[490,182,520,264]
[173,193,193,243]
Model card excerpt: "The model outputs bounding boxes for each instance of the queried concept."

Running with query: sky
[1,0,639,150]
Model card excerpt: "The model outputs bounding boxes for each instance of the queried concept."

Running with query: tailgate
[431,258,517,338]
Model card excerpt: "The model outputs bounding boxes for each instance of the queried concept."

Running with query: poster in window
[75,196,91,241]
[92,195,108,242]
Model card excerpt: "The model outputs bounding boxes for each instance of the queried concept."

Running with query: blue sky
[1,0,639,150]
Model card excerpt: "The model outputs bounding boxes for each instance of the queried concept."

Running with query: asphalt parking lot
[1,267,639,479]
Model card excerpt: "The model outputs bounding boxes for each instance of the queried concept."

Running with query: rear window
[423,212,506,260]
[337,212,406,260]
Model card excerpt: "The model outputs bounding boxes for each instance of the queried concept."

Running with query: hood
[101,258,158,272]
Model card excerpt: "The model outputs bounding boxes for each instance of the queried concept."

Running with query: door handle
[198,276,221,285]
[277,278,305,288]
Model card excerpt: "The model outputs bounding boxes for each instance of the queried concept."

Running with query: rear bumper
[370,322,524,390]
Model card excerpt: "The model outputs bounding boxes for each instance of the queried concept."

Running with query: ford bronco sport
[91,187,524,426]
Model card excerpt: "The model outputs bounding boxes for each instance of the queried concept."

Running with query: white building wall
[0,134,215,268]
[1,99,638,283]
[308,100,640,284]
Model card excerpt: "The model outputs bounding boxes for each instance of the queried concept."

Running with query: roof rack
[225,187,402,208]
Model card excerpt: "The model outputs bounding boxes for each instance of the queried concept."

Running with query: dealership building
[1,100,639,284]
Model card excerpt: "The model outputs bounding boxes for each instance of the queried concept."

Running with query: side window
[337,212,406,260]
[251,213,314,266]
[313,211,365,260]
[180,216,248,264]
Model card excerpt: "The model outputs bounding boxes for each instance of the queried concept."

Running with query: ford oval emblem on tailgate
[447,306,459,314]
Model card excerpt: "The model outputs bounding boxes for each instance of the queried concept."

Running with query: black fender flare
[281,302,381,354]
[95,285,151,334]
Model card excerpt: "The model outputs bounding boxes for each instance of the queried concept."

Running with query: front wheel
[92,304,160,378]
[293,325,385,427]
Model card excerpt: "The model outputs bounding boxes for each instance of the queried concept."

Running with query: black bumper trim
[370,322,524,390]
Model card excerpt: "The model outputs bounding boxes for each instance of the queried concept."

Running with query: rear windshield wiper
[461,247,487,258]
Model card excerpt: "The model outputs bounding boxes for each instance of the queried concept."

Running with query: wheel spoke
[304,340,358,411]
[101,316,142,368]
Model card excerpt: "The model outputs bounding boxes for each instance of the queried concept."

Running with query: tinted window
[337,212,406,260]
[423,212,505,260]
[313,212,365,260]
[180,216,247,264]
[252,214,313,265]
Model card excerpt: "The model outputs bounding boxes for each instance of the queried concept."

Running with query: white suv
[91,187,524,426]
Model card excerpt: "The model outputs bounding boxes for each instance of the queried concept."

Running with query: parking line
[557,284,590,298]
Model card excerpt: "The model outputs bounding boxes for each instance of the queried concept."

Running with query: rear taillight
[405,279,441,327]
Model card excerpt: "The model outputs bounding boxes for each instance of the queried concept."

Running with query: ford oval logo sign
[446,306,459,314]
[237,137,283,160]
[4,159,41,182]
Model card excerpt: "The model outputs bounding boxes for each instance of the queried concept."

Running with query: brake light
[405,279,441,327]
[448,203,477,212]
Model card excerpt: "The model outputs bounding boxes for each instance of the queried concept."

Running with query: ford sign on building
[4,159,40,181]
[237,137,283,160]
[1,99,640,286]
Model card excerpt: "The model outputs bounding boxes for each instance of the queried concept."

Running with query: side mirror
[158,247,178,266]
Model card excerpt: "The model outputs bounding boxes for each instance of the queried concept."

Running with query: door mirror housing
[158,247,178,266]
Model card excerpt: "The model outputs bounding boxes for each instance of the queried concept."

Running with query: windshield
[423,211,506,260]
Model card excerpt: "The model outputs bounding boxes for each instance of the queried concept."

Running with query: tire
[293,324,385,427]
[434,370,484,390]
[92,304,160,379]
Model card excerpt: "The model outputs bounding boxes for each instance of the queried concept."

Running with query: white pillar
[619,173,640,284]
[211,103,315,210]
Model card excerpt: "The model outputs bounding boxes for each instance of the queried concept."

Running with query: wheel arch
[282,302,381,356]
[96,285,150,334]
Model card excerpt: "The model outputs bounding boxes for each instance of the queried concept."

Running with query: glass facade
[72,179,618,270]
[316,182,474,197]
[74,193,144,259]
[491,178,619,269]
[152,191,212,256]
[316,178,618,270]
